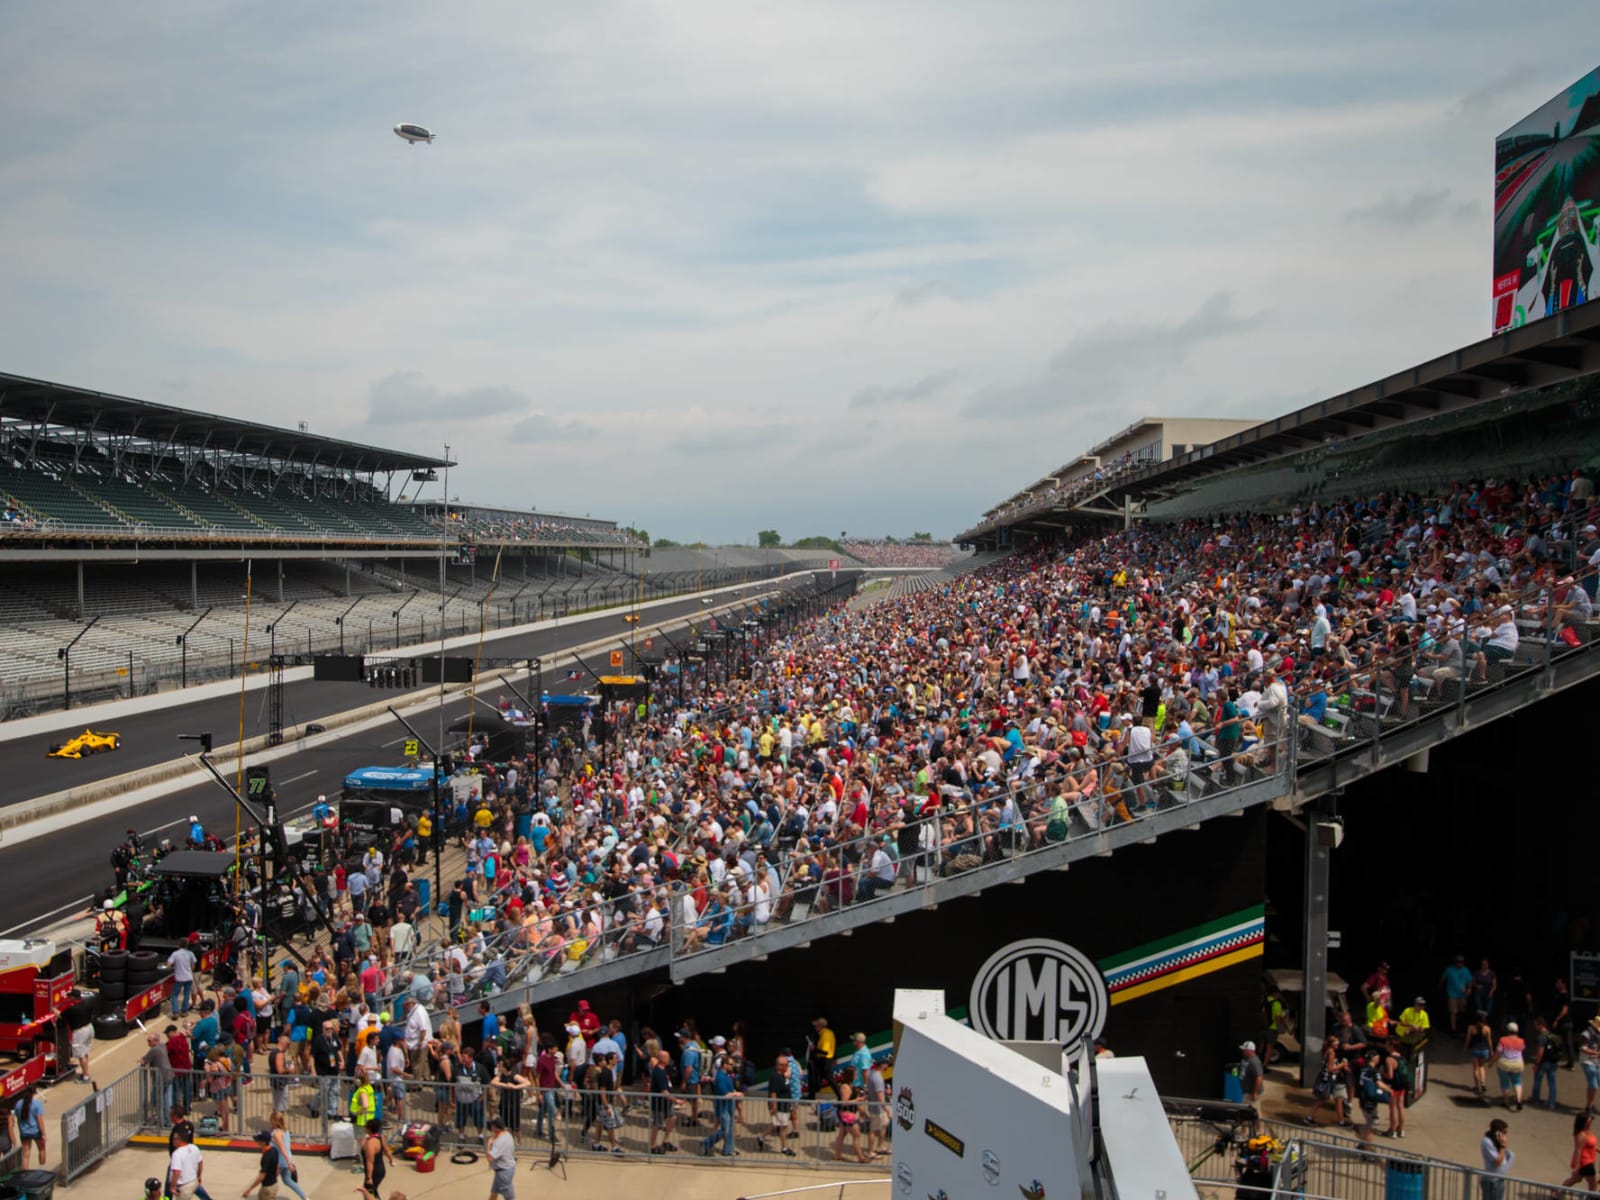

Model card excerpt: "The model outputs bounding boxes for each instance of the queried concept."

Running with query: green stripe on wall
[1096,903,1265,972]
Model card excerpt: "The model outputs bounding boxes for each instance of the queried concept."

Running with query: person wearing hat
[1397,996,1430,1039]
[1238,1040,1264,1104]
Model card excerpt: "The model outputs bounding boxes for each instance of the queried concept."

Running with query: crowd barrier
[1169,1111,1595,1200]
[59,1066,894,1179]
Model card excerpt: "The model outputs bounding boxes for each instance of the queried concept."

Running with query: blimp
[393,123,435,145]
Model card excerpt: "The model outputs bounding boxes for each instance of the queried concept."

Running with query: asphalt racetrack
[0,587,781,935]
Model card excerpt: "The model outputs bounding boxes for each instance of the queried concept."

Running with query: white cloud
[0,2,1595,540]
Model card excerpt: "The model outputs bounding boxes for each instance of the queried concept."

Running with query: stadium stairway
[465,623,1600,1019]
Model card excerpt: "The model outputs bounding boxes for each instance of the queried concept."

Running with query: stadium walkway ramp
[463,628,1600,1019]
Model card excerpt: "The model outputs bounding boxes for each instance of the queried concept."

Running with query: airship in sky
[393,123,435,145]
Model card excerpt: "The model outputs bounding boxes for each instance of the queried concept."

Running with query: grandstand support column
[1299,791,1338,1088]
[276,559,285,603]
[76,560,85,619]
[191,560,199,610]
[1122,493,1133,531]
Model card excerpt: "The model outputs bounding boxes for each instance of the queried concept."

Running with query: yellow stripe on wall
[1108,943,1264,1006]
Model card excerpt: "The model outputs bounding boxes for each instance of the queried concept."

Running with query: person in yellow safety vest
[415,811,432,867]
[350,1069,378,1128]
[1396,996,1431,1038]
[1366,988,1393,1039]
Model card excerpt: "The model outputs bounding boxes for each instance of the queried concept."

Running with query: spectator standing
[1441,956,1472,1034]
[1580,1015,1600,1115]
[241,1129,280,1200]
[167,942,198,1017]
[11,1085,44,1168]
[169,1126,204,1200]
[486,1118,517,1200]
[700,1054,740,1157]
[1479,1118,1513,1200]
[143,1031,175,1120]
[808,1017,836,1097]
[1564,1111,1599,1193]
[648,1048,679,1155]
[1531,1017,1562,1111]
[1237,1041,1264,1105]
[1466,1011,1495,1096]
[1354,1051,1390,1147]
[1495,1023,1527,1111]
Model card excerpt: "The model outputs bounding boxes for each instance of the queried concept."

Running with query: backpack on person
[1390,1056,1413,1092]
[1358,1065,1382,1106]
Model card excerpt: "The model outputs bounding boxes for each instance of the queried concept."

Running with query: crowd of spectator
[311,469,1600,1030]
[432,511,642,546]
[839,540,965,568]
[135,465,1600,1163]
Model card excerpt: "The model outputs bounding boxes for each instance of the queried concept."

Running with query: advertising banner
[1493,67,1600,331]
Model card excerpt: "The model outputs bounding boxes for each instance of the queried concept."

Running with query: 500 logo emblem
[969,938,1108,1048]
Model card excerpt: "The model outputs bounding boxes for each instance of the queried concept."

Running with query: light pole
[335,594,369,654]
[58,616,100,711]
[176,607,213,689]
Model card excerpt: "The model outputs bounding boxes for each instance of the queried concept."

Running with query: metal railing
[1169,1112,1596,1200]
[68,1067,893,1175]
[58,1064,147,1182]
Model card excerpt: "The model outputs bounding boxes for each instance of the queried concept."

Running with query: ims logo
[968,938,1108,1048]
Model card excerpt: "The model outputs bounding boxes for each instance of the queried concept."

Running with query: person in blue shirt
[479,1002,500,1045]
[846,1032,872,1086]
[12,1085,45,1169]
[1440,954,1474,1035]
[191,1001,221,1060]
[699,1058,740,1156]
[187,816,205,848]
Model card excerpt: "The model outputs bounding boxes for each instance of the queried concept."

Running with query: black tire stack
[93,951,128,1039]
[126,950,164,993]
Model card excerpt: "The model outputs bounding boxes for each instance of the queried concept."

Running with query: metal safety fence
[1169,1112,1595,1200]
[58,1066,147,1183]
[60,1066,892,1177]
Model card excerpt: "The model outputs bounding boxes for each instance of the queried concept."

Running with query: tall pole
[1300,792,1336,1087]
[439,442,451,772]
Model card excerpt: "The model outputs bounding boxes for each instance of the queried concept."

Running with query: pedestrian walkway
[1259,1033,1588,1187]
[60,1140,837,1200]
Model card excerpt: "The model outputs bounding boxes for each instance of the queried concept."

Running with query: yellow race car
[47,728,121,759]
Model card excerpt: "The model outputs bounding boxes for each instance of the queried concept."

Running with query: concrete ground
[1260,1033,1593,1189]
[63,1142,868,1200]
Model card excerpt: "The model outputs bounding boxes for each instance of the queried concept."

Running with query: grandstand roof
[1112,303,1600,501]
[0,371,450,472]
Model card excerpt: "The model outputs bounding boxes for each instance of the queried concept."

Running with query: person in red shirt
[166,1023,194,1107]
[572,1000,601,1045]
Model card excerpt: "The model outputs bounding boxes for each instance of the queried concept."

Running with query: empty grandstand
[0,374,792,717]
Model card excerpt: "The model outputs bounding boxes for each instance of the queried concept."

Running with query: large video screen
[1493,67,1600,332]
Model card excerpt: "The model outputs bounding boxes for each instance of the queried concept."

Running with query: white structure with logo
[891,986,1198,1200]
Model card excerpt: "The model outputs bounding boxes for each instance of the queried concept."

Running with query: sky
[0,3,1595,543]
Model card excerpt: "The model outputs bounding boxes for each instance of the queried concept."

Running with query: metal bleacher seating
[0,461,127,530]
[145,477,265,533]
[74,471,201,530]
